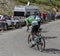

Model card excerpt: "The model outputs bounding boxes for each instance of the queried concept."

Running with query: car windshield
[14,17,20,20]
[3,15,11,20]
[28,15,35,19]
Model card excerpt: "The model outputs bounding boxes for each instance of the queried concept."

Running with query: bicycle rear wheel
[38,37,45,52]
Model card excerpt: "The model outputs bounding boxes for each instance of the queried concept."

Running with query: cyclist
[25,13,41,31]
[35,13,41,30]
[28,14,41,47]
[29,20,39,44]
[25,12,41,46]
[25,15,35,31]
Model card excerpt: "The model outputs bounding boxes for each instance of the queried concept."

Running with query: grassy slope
[16,0,60,11]
[16,0,60,12]
[17,0,60,7]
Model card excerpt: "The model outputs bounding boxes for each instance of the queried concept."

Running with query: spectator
[47,11,51,22]
[52,8,57,16]
[1,17,5,32]
[51,7,57,20]
[41,11,47,22]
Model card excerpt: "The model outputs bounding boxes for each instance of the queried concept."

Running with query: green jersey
[25,16,35,25]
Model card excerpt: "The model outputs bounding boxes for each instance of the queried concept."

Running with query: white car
[0,15,20,30]
[14,16,26,26]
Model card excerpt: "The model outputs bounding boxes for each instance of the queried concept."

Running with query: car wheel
[15,23,19,29]
[4,24,8,31]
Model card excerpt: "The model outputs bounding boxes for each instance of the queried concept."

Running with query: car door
[6,17,11,26]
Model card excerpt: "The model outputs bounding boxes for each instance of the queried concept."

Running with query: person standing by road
[41,11,47,22]
[51,7,57,20]
[1,16,5,32]
[47,11,51,22]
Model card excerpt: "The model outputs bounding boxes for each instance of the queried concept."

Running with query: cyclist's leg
[38,21,41,29]
[30,25,39,47]
[38,21,42,31]
[27,24,29,31]
[26,21,30,31]
[29,26,34,41]
[25,19,30,31]
[30,25,39,42]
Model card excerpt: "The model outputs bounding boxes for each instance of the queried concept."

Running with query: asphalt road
[0,20,60,56]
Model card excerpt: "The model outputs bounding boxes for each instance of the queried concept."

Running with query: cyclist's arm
[25,18,29,24]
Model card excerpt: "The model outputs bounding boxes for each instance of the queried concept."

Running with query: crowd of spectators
[40,7,58,23]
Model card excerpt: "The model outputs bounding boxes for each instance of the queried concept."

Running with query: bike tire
[28,34,33,48]
[37,45,40,50]
[38,37,45,52]
[28,34,30,44]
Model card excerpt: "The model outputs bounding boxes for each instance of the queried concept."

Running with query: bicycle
[28,29,45,52]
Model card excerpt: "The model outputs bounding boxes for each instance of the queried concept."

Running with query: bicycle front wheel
[28,34,33,48]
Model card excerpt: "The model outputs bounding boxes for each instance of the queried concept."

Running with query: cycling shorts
[31,25,39,33]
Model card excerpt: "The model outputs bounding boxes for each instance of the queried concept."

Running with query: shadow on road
[43,48,60,54]
[41,30,48,33]
[41,36,57,40]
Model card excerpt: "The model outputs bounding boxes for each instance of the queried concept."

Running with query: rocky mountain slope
[0,0,20,15]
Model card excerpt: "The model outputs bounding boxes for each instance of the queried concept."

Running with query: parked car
[0,15,21,31]
[11,17,20,28]
[14,16,26,26]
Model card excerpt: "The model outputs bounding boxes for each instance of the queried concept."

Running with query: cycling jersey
[35,15,41,22]
[31,21,38,26]
[25,16,35,25]
[25,15,41,27]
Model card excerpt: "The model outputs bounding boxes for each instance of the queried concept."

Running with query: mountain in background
[0,0,60,15]
[0,0,20,15]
